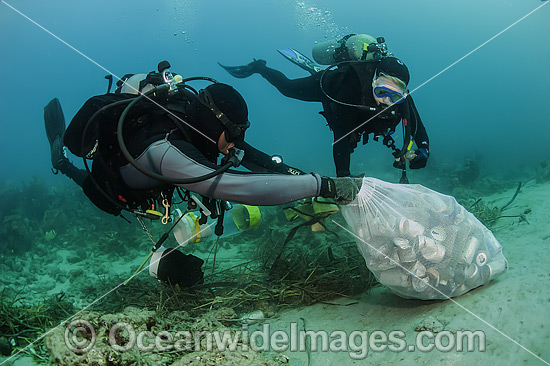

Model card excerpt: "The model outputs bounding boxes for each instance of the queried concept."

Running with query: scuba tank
[117,73,157,95]
[312,34,382,64]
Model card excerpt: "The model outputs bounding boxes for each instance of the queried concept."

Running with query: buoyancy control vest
[64,72,196,217]
[320,60,405,144]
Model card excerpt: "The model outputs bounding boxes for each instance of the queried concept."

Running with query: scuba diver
[44,61,362,288]
[220,34,430,180]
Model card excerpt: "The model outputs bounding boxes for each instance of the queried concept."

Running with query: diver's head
[187,83,250,154]
[376,56,409,86]
[198,83,250,145]
[373,57,409,106]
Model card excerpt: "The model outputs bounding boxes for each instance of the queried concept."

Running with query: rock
[0,336,13,356]
[414,316,444,333]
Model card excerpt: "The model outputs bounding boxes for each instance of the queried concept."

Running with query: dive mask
[373,86,407,105]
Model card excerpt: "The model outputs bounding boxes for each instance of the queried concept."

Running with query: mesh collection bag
[341,178,508,300]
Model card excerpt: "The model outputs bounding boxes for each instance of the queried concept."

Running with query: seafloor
[1,160,549,365]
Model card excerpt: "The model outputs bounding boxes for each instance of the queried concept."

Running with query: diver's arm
[234,140,305,175]
[119,139,321,206]
[408,96,429,151]
[256,65,324,102]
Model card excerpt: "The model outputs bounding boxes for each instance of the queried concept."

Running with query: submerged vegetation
[0,157,539,364]
[0,179,376,364]
[467,182,530,229]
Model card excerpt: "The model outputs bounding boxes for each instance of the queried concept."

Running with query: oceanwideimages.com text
[65,320,486,360]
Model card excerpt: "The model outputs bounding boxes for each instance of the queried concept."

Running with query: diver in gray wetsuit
[46,75,357,218]
[45,68,361,288]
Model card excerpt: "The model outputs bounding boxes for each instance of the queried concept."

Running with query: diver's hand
[319,177,363,205]
[409,148,429,169]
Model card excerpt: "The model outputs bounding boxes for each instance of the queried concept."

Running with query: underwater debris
[240,309,265,324]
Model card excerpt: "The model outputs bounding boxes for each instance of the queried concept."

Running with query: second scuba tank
[312,34,377,65]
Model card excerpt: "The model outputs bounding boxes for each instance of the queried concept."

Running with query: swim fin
[218,62,256,79]
[277,48,324,75]
[44,98,66,145]
[44,98,69,172]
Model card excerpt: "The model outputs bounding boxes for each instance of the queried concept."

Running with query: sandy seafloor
[261,179,550,365]
[1,178,549,366]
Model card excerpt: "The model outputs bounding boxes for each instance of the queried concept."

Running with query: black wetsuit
[255,61,429,177]
[62,92,323,214]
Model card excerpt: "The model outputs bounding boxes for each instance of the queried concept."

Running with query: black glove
[320,177,363,205]
[156,249,204,288]
[409,148,429,169]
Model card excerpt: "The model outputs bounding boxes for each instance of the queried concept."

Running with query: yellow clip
[161,198,170,225]
[144,210,163,220]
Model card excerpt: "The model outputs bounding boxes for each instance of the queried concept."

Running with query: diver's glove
[319,177,363,205]
[51,136,72,171]
[409,148,429,169]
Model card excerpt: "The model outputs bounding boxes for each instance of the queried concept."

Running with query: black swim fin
[44,98,66,145]
[218,62,256,78]
[277,48,324,75]
[44,98,70,173]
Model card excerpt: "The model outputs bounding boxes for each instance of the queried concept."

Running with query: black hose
[319,61,377,111]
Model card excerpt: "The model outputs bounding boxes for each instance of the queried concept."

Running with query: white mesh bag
[341,177,508,300]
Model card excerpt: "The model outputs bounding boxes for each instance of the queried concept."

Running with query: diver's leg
[332,132,353,177]
[44,98,87,186]
[50,137,88,186]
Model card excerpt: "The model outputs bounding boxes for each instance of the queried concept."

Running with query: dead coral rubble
[45,306,288,366]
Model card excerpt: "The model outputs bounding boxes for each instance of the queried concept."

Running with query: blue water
[1,0,549,182]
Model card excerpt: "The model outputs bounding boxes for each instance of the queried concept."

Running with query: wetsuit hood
[376,56,410,86]
[185,97,226,157]
[185,83,250,157]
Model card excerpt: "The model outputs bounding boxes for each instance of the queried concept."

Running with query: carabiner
[161,198,171,225]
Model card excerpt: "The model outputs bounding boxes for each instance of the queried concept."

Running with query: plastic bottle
[172,205,261,247]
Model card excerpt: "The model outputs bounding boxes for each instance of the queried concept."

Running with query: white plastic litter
[341,177,508,300]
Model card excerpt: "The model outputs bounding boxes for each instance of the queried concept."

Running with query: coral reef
[0,215,37,253]
[42,209,69,234]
